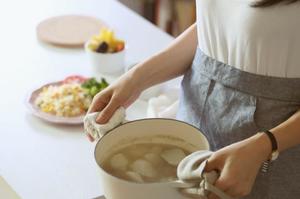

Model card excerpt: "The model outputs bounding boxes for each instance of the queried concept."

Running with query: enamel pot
[94,119,210,199]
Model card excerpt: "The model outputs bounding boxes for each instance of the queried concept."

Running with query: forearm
[130,23,197,90]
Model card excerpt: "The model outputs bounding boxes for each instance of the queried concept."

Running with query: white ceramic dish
[26,81,85,125]
[85,41,126,75]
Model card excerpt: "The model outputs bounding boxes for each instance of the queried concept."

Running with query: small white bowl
[85,41,126,75]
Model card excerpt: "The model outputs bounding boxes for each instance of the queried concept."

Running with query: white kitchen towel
[147,95,179,119]
[84,107,126,140]
[177,150,234,199]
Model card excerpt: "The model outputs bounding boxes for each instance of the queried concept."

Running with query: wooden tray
[37,15,107,48]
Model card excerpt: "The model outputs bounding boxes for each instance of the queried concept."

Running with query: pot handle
[167,158,234,199]
[167,178,233,199]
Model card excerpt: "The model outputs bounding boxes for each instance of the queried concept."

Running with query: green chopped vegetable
[81,78,109,97]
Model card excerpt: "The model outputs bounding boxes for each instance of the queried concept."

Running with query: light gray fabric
[177,48,300,199]
[177,150,234,199]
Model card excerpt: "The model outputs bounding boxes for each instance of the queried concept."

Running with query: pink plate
[26,81,85,125]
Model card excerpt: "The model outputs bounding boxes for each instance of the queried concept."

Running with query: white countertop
[0,0,174,198]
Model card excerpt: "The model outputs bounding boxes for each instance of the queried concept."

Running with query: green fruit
[90,86,99,96]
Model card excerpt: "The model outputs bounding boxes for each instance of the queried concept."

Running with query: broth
[102,143,191,183]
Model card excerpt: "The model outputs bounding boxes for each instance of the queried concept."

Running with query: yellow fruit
[88,40,99,51]
[115,39,125,45]
[108,47,115,53]
[91,35,102,43]
[100,28,108,36]
[106,30,114,44]
[91,28,126,53]
[100,29,108,40]
[110,40,117,50]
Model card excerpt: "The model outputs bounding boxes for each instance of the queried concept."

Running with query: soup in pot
[102,143,191,183]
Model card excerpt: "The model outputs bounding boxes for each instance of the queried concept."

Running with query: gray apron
[177,48,300,199]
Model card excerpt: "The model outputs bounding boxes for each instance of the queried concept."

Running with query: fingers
[208,193,220,199]
[209,163,242,199]
[85,92,118,140]
[207,167,231,199]
[96,95,120,124]
[88,99,107,114]
[205,153,222,172]
[87,90,111,114]
[87,134,95,142]
[86,87,122,125]
[206,154,229,199]
[205,145,255,199]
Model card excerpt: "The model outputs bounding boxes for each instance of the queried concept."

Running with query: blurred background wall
[118,0,196,36]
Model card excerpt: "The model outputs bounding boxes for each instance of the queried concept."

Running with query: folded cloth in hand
[84,107,126,140]
[177,150,233,199]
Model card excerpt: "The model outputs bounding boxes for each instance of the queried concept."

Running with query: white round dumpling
[110,153,129,171]
[160,148,186,166]
[144,153,164,166]
[125,171,144,183]
[127,145,149,158]
[130,159,157,178]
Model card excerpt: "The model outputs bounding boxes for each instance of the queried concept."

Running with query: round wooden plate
[26,81,85,125]
[37,15,107,48]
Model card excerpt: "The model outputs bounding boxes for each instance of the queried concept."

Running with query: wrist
[248,133,273,163]
[128,63,150,91]
[120,65,146,94]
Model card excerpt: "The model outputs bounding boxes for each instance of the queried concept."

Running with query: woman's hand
[206,133,272,199]
[88,71,142,124]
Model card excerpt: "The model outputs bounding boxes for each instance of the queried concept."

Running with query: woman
[88,0,300,198]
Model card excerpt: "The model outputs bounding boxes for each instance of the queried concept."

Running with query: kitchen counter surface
[0,0,174,198]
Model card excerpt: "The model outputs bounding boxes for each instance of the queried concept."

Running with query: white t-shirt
[196,0,300,78]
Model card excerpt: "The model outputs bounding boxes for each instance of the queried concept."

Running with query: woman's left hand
[205,133,272,199]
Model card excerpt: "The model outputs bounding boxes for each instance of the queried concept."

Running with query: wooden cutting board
[37,15,107,48]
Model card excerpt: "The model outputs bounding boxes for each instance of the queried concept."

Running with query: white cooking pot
[94,118,210,199]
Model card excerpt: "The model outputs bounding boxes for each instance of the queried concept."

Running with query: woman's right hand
[88,72,142,125]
